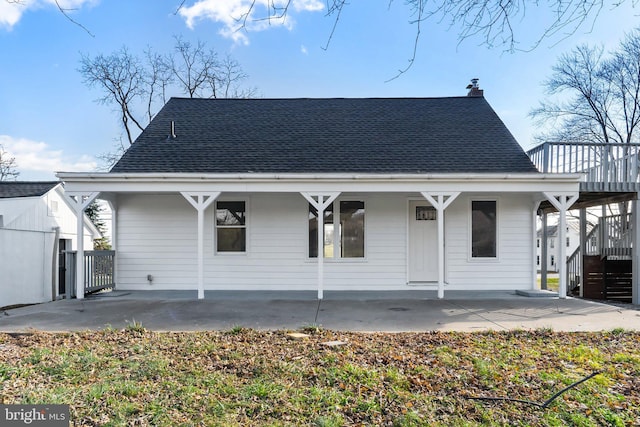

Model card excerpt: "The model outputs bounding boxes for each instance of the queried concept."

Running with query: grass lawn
[537,276,560,292]
[1,327,639,426]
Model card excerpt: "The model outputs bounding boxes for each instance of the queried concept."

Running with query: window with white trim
[309,200,365,258]
[216,201,246,252]
[471,200,497,258]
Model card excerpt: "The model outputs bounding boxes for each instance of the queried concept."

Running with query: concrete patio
[1,290,639,333]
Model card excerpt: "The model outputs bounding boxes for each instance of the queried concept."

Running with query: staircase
[567,214,633,302]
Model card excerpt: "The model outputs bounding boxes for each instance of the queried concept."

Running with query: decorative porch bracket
[420,192,461,299]
[181,192,221,299]
[301,192,341,300]
[65,192,100,300]
[543,192,579,299]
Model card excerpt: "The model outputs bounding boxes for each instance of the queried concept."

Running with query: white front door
[408,201,439,282]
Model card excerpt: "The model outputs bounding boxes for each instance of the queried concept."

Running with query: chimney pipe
[170,121,177,139]
[467,78,484,97]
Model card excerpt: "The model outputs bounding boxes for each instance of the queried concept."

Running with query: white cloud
[0,135,97,179]
[178,0,324,44]
[0,0,95,30]
[301,44,308,54]
[0,1,28,28]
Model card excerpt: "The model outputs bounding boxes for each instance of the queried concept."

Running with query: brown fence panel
[583,255,605,300]
[604,259,632,303]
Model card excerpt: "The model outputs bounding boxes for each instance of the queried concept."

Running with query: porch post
[301,192,340,299]
[632,194,640,305]
[579,208,587,298]
[421,192,460,299]
[543,192,579,298]
[541,212,548,290]
[181,192,220,300]
[105,199,117,249]
[65,192,99,300]
[532,202,542,290]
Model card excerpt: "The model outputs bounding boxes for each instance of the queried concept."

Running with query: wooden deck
[530,143,638,302]
[527,142,640,193]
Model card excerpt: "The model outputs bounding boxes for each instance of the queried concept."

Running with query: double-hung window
[471,200,497,258]
[216,201,246,253]
[309,200,365,258]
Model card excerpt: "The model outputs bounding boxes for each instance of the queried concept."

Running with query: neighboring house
[536,218,581,273]
[58,87,581,300]
[0,181,100,307]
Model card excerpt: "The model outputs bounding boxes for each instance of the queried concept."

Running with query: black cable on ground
[467,371,601,409]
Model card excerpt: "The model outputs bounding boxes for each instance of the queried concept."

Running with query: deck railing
[567,225,599,293]
[85,250,116,293]
[527,142,640,191]
[64,250,115,297]
[601,213,633,258]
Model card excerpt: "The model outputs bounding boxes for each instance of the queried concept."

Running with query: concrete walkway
[1,290,639,333]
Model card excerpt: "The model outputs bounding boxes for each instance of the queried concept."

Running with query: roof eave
[56,171,583,183]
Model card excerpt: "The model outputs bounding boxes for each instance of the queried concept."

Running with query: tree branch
[53,0,94,37]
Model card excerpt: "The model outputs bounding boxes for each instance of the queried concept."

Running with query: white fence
[0,228,55,307]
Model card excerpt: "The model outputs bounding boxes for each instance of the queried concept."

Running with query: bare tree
[79,38,255,166]
[169,36,218,98]
[532,29,640,219]
[143,48,174,123]
[0,145,19,181]
[79,47,147,145]
[166,36,258,99]
[531,28,640,145]
[216,55,258,98]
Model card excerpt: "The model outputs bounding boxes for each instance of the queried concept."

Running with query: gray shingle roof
[0,181,58,198]
[111,97,538,174]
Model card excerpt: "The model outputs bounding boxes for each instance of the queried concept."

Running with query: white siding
[445,194,534,290]
[116,194,197,289]
[115,192,535,292]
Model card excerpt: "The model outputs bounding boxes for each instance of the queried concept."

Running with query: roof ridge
[166,96,485,101]
[0,181,59,184]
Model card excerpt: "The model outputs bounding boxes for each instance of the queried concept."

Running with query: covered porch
[58,172,580,301]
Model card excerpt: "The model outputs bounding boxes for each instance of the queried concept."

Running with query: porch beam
[543,192,579,298]
[301,192,341,300]
[65,192,100,300]
[420,192,461,299]
[181,192,221,300]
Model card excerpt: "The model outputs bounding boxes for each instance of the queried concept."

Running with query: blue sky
[1,0,638,180]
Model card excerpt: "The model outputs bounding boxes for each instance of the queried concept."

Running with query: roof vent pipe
[170,121,177,139]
